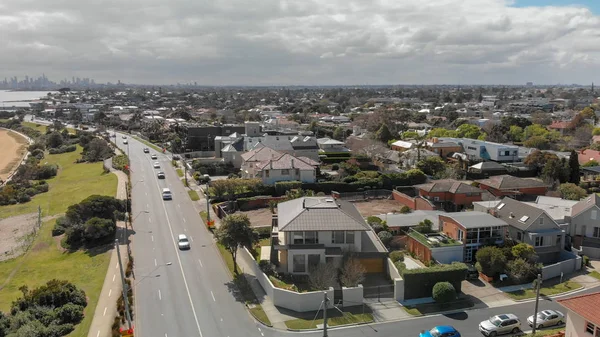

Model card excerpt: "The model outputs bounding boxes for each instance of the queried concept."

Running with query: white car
[527,310,564,329]
[153,162,160,168]
[479,314,520,337]
[123,140,128,145]
[151,154,157,160]
[178,234,190,250]
[122,135,127,139]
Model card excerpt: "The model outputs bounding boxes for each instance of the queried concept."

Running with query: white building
[240,147,318,185]
[558,291,600,337]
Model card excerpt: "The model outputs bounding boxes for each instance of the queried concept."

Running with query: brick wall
[392,190,416,209]
[407,236,432,263]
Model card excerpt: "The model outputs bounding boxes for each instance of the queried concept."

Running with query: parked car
[527,310,564,329]
[143,148,149,153]
[420,326,461,337]
[479,314,520,337]
[172,155,180,160]
[465,264,479,280]
[151,154,157,160]
[157,171,165,179]
[153,162,160,169]
[178,234,190,250]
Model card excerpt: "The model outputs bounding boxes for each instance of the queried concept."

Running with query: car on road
[172,155,180,160]
[151,154,157,159]
[123,140,128,145]
[162,188,172,200]
[122,135,127,139]
[479,314,520,337]
[153,162,160,168]
[420,326,461,337]
[143,148,149,153]
[527,310,564,329]
[178,234,190,250]
[157,171,165,179]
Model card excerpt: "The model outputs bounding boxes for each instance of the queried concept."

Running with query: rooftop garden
[408,229,461,248]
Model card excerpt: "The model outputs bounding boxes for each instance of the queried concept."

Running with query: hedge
[402,262,467,300]
[274,181,302,195]
[320,152,352,158]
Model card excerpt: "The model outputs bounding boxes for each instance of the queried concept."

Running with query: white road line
[151,172,205,337]
[103,307,107,316]
[198,259,203,268]
[151,235,154,242]
[96,330,100,337]
[147,203,149,208]
[148,217,152,223]
[145,192,148,196]
[112,274,116,282]
[177,204,181,208]
[155,259,157,267]
[258,328,261,332]
[211,291,216,302]
[184,228,187,232]
[220,318,223,322]
[158,290,162,300]
[183,218,187,223]
[108,289,112,297]
[115,263,119,269]
[190,236,193,242]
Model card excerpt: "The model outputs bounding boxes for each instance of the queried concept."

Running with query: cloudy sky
[2,0,600,85]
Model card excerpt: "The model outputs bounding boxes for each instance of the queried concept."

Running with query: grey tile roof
[571,194,600,217]
[258,153,315,170]
[416,179,482,194]
[441,211,508,229]
[493,197,546,231]
[241,146,283,162]
[277,197,370,232]
[475,175,547,190]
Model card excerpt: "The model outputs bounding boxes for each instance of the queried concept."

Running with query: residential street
[116,133,598,337]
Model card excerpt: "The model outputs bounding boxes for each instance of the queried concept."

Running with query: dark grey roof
[416,179,482,194]
[441,211,508,229]
[581,166,600,174]
[493,197,546,231]
[571,194,600,217]
[277,197,370,232]
[475,175,547,190]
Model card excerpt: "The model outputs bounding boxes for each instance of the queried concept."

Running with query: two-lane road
[114,132,596,337]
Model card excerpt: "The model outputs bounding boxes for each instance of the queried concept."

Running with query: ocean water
[0,90,53,107]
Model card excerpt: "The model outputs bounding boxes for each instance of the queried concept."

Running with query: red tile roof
[548,120,571,130]
[578,149,600,165]
[558,291,600,326]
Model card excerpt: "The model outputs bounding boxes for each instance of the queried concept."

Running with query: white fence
[541,251,582,281]
[386,258,404,301]
[582,246,600,259]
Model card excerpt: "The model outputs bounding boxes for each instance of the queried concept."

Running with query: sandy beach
[0,129,29,182]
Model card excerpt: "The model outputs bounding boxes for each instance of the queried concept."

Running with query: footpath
[87,157,130,337]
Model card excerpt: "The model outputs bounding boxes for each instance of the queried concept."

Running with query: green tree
[475,246,507,277]
[333,126,345,141]
[432,282,456,303]
[593,127,600,136]
[508,125,524,142]
[583,159,599,167]
[558,183,588,201]
[375,124,393,143]
[401,131,418,140]
[82,217,116,242]
[216,214,257,273]
[428,127,455,138]
[416,157,447,177]
[455,124,483,139]
[378,231,393,246]
[581,107,596,119]
[523,136,550,150]
[512,243,537,262]
[569,150,581,184]
[46,131,64,148]
[81,138,114,162]
[507,258,539,284]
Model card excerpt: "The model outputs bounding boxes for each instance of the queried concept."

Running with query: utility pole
[323,292,329,337]
[184,159,188,187]
[115,240,133,330]
[531,273,542,334]
[205,188,211,223]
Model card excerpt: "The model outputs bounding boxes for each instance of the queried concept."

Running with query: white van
[162,188,172,200]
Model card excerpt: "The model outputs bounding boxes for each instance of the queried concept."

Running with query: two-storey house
[569,194,600,258]
[240,146,318,185]
[414,179,483,211]
[492,197,565,264]
[558,291,600,337]
[271,197,384,275]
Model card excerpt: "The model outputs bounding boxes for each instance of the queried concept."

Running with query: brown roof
[558,291,600,326]
[241,146,283,162]
[571,194,600,217]
[475,175,547,190]
[416,179,482,194]
[258,153,315,170]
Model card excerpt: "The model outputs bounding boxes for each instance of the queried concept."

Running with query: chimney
[510,212,514,218]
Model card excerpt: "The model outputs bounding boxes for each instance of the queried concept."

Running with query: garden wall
[386,258,405,302]
[541,251,582,281]
[581,246,600,259]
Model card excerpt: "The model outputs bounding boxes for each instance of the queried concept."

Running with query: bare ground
[239,198,403,227]
[0,129,28,181]
[0,213,62,262]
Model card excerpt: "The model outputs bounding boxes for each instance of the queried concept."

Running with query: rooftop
[277,197,370,232]
[475,175,547,190]
[558,291,600,326]
[416,179,483,194]
[440,211,508,229]
[408,229,462,248]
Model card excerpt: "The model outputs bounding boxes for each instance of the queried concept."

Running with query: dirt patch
[0,213,38,261]
[238,208,274,227]
[0,129,29,181]
[31,241,50,252]
[351,199,404,217]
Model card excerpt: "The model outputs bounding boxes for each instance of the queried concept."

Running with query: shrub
[389,251,405,262]
[378,231,393,246]
[506,258,540,284]
[258,260,276,276]
[394,261,406,275]
[583,255,590,267]
[399,205,411,214]
[31,148,44,159]
[371,224,384,234]
[367,216,383,226]
[253,226,271,238]
[389,236,406,250]
[55,303,84,324]
[402,262,467,300]
[475,246,507,277]
[48,144,77,154]
[432,282,456,303]
[331,164,339,171]
[33,164,58,180]
[52,217,70,236]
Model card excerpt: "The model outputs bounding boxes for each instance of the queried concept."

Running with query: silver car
[178,234,190,250]
[527,310,564,329]
[479,314,520,337]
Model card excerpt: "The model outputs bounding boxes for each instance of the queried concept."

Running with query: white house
[240,147,318,185]
[558,291,600,337]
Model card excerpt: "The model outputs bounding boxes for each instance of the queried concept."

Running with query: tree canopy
[216,214,257,273]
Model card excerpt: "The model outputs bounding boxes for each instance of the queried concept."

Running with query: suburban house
[390,140,415,152]
[406,228,464,264]
[245,135,320,162]
[475,175,548,199]
[557,291,600,337]
[439,212,509,262]
[241,149,318,185]
[437,137,519,162]
[491,197,565,264]
[271,197,387,275]
[525,196,577,230]
[425,138,462,158]
[578,149,600,166]
[317,138,350,152]
[377,210,445,234]
[414,179,483,211]
[569,194,600,258]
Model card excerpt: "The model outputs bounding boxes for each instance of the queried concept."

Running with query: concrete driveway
[461,278,514,308]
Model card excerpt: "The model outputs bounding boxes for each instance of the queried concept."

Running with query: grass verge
[22,122,76,134]
[284,311,374,329]
[522,327,565,336]
[0,145,117,219]
[176,168,184,177]
[402,299,474,316]
[132,136,162,152]
[0,219,112,336]
[188,190,200,201]
[588,271,600,280]
[506,281,582,300]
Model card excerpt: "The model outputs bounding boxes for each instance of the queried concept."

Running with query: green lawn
[21,122,76,134]
[589,271,600,280]
[176,169,184,177]
[284,312,374,329]
[506,281,582,300]
[188,190,200,201]
[132,136,162,152]
[0,145,117,219]
[0,219,112,337]
[249,306,271,326]
[522,327,565,336]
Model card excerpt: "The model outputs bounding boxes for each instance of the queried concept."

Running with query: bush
[432,282,456,303]
[55,303,85,324]
[389,251,405,262]
[331,164,339,171]
[31,148,44,159]
[400,205,411,214]
[112,154,129,171]
[378,231,393,246]
[475,246,507,277]
[33,164,58,180]
[253,226,271,239]
[258,260,276,276]
[583,255,590,267]
[394,261,406,275]
[52,217,70,236]
[274,181,302,195]
[371,224,384,234]
[48,144,77,154]
[367,216,383,226]
[506,258,540,284]
[402,262,467,300]
[389,236,406,250]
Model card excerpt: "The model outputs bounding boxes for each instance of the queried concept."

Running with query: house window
[332,231,345,244]
[457,229,464,241]
[504,150,510,156]
[307,254,320,270]
[585,321,595,334]
[534,236,544,247]
[593,227,600,238]
[346,231,355,244]
[296,168,300,176]
[539,218,544,224]
[517,232,522,241]
[592,210,598,220]
[293,232,304,244]
[281,169,290,175]
[265,170,270,177]
[305,231,318,244]
[293,255,306,273]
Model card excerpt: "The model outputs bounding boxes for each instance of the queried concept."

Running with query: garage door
[359,258,384,273]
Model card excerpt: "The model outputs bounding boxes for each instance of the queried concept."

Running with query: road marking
[112,274,116,282]
[198,259,203,267]
[148,217,152,223]
[220,318,223,322]
[211,291,216,302]
[177,204,181,208]
[258,328,261,332]
[147,204,149,208]
[151,235,154,242]
[158,290,162,300]
[145,192,148,196]
[184,228,187,232]
[155,259,157,267]
[103,307,107,316]
[151,173,205,337]
[190,236,193,242]
[108,289,112,297]
[116,263,119,269]
[183,218,186,223]
[96,330,100,337]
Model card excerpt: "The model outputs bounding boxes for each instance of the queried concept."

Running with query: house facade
[558,291,600,337]
[241,149,318,185]
[438,137,519,162]
[492,197,565,264]
[271,197,385,275]
[440,212,508,262]
[569,194,600,258]
[475,175,548,199]
[415,179,483,211]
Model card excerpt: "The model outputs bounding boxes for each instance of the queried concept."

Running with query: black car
[466,263,479,280]
[143,148,149,153]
